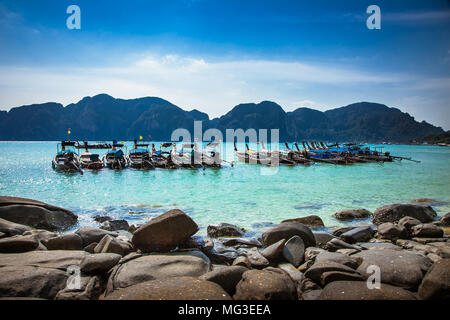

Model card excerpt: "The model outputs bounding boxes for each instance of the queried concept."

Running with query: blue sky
[0,0,449,128]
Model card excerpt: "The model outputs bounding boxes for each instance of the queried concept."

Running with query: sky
[0,0,449,129]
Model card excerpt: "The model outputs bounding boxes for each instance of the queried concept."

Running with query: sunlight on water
[0,142,449,233]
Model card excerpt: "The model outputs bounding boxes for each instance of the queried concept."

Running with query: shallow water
[0,142,449,234]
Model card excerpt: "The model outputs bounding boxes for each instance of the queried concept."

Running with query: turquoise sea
[0,142,449,235]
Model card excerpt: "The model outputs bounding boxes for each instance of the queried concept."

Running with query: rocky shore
[0,196,449,300]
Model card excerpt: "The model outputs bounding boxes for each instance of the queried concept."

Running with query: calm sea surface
[0,142,449,234]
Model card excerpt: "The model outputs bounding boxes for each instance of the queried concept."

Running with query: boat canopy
[130,148,148,153]
[57,150,76,155]
[107,149,124,157]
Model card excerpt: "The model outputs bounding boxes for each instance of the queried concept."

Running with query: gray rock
[333,209,372,220]
[283,235,305,267]
[304,261,360,284]
[83,242,98,253]
[320,281,417,300]
[0,265,68,299]
[75,227,118,247]
[206,248,239,265]
[332,227,355,237]
[23,229,57,243]
[301,289,322,300]
[358,242,402,251]
[93,215,112,223]
[43,233,83,250]
[325,238,363,252]
[55,275,104,300]
[340,226,374,244]
[207,223,244,238]
[281,215,324,228]
[418,258,450,300]
[262,222,316,248]
[105,250,211,295]
[103,277,231,300]
[94,235,125,256]
[199,266,248,295]
[373,204,437,225]
[313,232,336,248]
[221,237,262,247]
[377,222,408,240]
[80,253,121,274]
[100,219,130,232]
[277,263,305,284]
[132,209,198,252]
[320,271,365,286]
[246,247,269,268]
[232,256,251,268]
[398,216,422,231]
[0,250,87,269]
[314,251,359,269]
[354,248,433,290]
[304,247,326,261]
[0,196,78,231]
[411,224,444,238]
[234,269,297,300]
[261,239,286,261]
[0,235,39,253]
[0,217,32,237]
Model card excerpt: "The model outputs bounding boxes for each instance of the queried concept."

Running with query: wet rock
[281,215,324,228]
[261,239,286,261]
[207,248,239,265]
[221,237,262,247]
[0,265,68,299]
[93,215,112,223]
[75,227,118,247]
[333,209,372,220]
[234,269,297,300]
[100,219,130,232]
[331,227,355,237]
[340,226,374,244]
[439,212,450,226]
[320,281,417,300]
[411,224,444,238]
[94,235,124,256]
[246,247,269,268]
[55,275,104,300]
[325,238,363,252]
[80,253,121,274]
[232,256,251,268]
[43,233,83,250]
[104,277,231,300]
[313,232,336,248]
[320,271,365,286]
[132,209,198,252]
[0,217,32,237]
[398,216,422,232]
[0,197,78,231]
[283,236,305,267]
[105,250,211,295]
[262,222,316,248]
[314,251,359,269]
[372,204,437,225]
[199,266,248,295]
[354,248,433,290]
[412,198,439,205]
[377,222,408,240]
[207,223,245,238]
[0,235,39,253]
[304,261,360,284]
[418,258,450,300]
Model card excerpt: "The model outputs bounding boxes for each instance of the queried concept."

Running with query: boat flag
[139,136,143,140]
[68,128,71,135]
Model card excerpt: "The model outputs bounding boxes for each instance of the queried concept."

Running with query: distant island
[0,94,443,142]
[412,131,450,145]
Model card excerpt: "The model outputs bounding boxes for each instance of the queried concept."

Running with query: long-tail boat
[52,141,83,174]
[283,142,314,165]
[171,143,203,169]
[127,139,155,170]
[201,141,223,168]
[258,141,296,165]
[77,141,105,170]
[233,142,271,165]
[298,142,351,165]
[104,140,127,170]
[151,143,178,169]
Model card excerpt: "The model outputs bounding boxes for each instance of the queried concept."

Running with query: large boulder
[75,227,118,247]
[398,216,422,231]
[418,259,450,300]
[0,218,32,237]
[411,224,444,238]
[333,209,372,220]
[43,233,83,250]
[304,261,361,284]
[94,235,125,256]
[103,277,231,300]
[314,251,359,269]
[281,215,324,228]
[377,222,408,240]
[199,266,248,295]
[372,204,437,225]
[340,226,374,244]
[0,265,68,299]
[0,235,39,253]
[261,239,286,261]
[100,219,130,232]
[0,250,88,269]
[353,248,433,290]
[246,247,269,268]
[105,250,210,295]
[80,253,121,274]
[132,209,198,252]
[262,222,316,248]
[234,269,297,300]
[207,223,245,238]
[283,236,305,267]
[320,281,417,300]
[0,196,77,231]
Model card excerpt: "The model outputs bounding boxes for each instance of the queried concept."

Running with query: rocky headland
[0,196,449,300]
